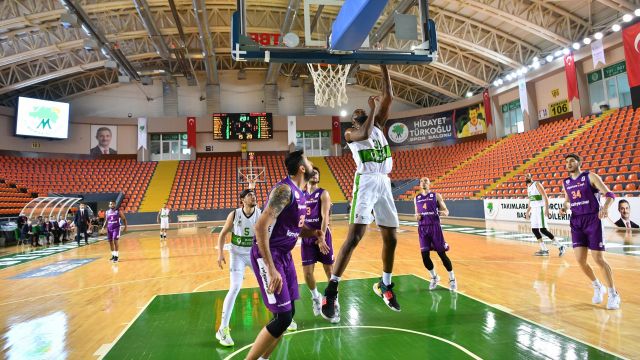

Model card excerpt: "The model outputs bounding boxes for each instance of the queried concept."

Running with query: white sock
[115,251,119,256]
[330,274,341,282]
[592,279,602,287]
[310,288,321,299]
[428,269,437,277]
[608,287,617,295]
[448,271,455,281]
[382,272,392,286]
[539,242,547,251]
[111,251,115,256]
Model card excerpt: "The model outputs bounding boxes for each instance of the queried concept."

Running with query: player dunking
[246,150,322,360]
[301,167,335,320]
[559,154,620,309]
[215,189,261,347]
[102,201,127,262]
[322,64,400,321]
[525,173,565,256]
[157,204,170,240]
[414,178,457,291]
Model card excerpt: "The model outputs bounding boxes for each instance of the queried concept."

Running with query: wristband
[605,192,616,199]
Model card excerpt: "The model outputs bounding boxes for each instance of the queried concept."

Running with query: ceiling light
[532,62,540,69]
[594,32,603,40]
[506,74,513,81]
[572,42,581,50]
[340,110,347,117]
[554,50,563,57]
[562,48,570,55]
[466,91,473,98]
[583,37,592,45]
[635,9,640,17]
[532,56,539,62]
[622,14,633,22]
[545,55,554,62]
[612,24,621,32]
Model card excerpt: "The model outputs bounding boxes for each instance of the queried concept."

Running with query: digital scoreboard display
[213,113,273,140]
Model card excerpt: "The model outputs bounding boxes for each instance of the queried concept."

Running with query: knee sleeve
[421,251,434,270]
[437,251,453,272]
[540,228,554,240]
[265,310,293,338]
[532,228,542,239]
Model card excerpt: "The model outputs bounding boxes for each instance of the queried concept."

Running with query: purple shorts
[418,224,449,252]
[301,229,334,266]
[251,246,299,313]
[570,214,605,251]
[107,227,120,241]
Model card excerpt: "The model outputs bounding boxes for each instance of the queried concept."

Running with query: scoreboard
[213,113,273,140]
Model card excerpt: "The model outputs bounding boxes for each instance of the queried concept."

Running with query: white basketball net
[307,63,352,108]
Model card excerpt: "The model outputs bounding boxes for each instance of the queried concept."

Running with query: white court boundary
[222,325,483,360]
[96,295,157,360]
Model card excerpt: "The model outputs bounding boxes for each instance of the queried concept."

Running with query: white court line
[444,227,476,231]
[411,273,629,360]
[96,295,157,360]
[222,325,483,360]
[192,276,230,292]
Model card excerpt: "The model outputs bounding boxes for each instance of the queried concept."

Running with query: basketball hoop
[307,63,352,108]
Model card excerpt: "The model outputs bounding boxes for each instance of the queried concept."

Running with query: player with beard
[215,189,262,347]
[525,173,565,256]
[559,154,620,309]
[301,167,336,320]
[245,150,323,360]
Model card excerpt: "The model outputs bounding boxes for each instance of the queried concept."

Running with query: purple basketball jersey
[304,188,324,230]
[415,192,440,225]
[256,176,307,253]
[563,171,600,216]
[105,209,120,231]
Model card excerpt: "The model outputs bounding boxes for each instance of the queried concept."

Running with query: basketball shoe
[216,327,234,347]
[373,280,400,312]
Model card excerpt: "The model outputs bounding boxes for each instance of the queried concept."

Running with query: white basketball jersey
[527,182,544,208]
[231,207,261,253]
[347,126,393,174]
[160,208,170,218]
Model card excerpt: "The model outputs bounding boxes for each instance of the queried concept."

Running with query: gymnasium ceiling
[0,0,637,108]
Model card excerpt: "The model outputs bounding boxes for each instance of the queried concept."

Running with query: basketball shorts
[570,213,605,251]
[529,206,546,229]
[251,246,299,313]
[229,245,252,273]
[160,218,169,229]
[301,228,334,266]
[349,173,399,228]
[107,226,120,241]
[418,224,449,252]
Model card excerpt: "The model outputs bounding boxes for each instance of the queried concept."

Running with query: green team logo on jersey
[388,122,409,143]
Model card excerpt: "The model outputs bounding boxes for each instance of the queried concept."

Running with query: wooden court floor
[0,217,638,359]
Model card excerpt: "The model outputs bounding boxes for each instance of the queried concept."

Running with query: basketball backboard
[231,0,437,65]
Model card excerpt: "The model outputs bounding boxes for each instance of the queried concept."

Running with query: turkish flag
[564,54,579,101]
[332,116,341,144]
[482,89,493,126]
[623,22,640,88]
[187,116,197,148]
